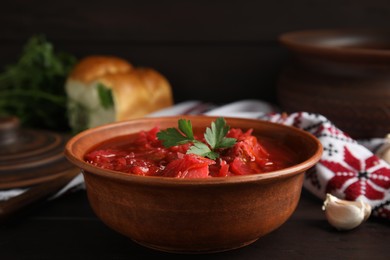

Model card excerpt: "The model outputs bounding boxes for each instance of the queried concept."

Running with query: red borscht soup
[84,124,298,178]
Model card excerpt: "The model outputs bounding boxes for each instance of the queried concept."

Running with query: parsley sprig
[157,117,237,160]
[0,35,77,131]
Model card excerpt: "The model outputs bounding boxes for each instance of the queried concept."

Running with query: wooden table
[0,189,388,259]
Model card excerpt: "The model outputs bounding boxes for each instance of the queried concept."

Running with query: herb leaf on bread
[97,83,114,109]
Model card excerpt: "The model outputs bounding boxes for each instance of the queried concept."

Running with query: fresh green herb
[157,117,237,160]
[0,35,77,131]
[97,82,114,109]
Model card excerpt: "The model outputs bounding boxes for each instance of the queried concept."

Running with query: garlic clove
[375,133,390,164]
[322,193,372,230]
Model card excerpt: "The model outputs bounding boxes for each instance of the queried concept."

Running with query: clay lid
[0,116,76,189]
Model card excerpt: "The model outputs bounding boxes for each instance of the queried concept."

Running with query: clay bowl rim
[279,28,390,62]
[64,115,323,186]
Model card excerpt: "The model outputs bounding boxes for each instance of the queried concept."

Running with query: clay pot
[277,29,390,139]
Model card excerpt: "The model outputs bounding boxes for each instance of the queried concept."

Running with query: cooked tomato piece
[230,157,263,175]
[209,159,230,177]
[133,127,161,149]
[161,154,215,178]
[127,158,161,176]
[85,149,127,170]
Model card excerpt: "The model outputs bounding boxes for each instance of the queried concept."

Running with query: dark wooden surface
[1,0,390,104]
[0,189,388,259]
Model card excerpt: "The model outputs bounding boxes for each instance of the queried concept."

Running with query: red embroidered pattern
[262,111,390,220]
[321,146,390,201]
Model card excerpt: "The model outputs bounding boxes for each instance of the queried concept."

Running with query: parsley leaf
[187,141,219,160]
[178,119,194,139]
[157,127,192,147]
[204,117,237,149]
[157,117,237,159]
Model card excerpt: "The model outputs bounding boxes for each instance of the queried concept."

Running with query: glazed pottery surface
[278,29,390,139]
[64,116,322,253]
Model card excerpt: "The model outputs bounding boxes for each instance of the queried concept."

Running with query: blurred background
[1,0,389,105]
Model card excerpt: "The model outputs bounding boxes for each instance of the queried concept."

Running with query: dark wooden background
[1,0,390,105]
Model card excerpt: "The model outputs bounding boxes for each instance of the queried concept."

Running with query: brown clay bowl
[277,29,390,139]
[64,116,322,253]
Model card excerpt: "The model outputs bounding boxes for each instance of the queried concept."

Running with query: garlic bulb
[322,193,371,230]
[375,133,390,164]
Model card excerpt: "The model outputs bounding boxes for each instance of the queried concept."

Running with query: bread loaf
[65,56,173,133]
